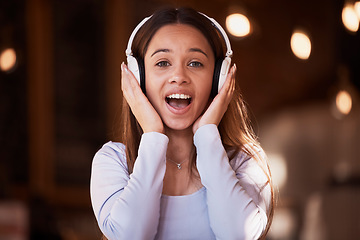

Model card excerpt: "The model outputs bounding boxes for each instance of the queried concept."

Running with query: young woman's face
[144,24,215,131]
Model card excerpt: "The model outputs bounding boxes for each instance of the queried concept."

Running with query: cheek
[144,71,164,106]
[198,74,213,99]
[193,78,213,114]
[144,64,161,91]
[200,65,215,95]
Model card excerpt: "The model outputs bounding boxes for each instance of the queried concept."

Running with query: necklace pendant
[177,164,181,169]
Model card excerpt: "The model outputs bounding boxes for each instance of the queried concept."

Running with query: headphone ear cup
[211,59,223,98]
[126,55,146,94]
[137,58,146,94]
[127,55,140,82]
[217,56,232,93]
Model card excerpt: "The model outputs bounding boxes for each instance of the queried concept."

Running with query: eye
[188,61,203,68]
[156,61,171,67]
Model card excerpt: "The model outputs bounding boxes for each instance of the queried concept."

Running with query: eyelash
[155,61,204,68]
[188,61,203,68]
[155,61,171,67]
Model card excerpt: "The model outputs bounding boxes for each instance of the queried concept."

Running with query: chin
[164,120,194,132]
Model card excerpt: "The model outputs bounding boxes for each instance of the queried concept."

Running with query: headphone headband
[198,12,233,58]
[125,12,233,59]
[125,16,152,57]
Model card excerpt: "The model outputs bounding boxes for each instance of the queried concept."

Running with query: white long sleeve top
[90,124,271,240]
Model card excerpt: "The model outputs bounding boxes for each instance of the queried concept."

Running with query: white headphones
[125,11,233,97]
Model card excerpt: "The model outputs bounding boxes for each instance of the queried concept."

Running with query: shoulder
[229,144,272,213]
[96,141,126,155]
[92,141,128,172]
[229,144,268,178]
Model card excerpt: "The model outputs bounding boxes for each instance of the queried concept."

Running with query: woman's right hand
[121,62,164,134]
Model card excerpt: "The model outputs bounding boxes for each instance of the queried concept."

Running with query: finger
[120,63,164,133]
[220,64,236,93]
[121,62,142,101]
[217,64,236,103]
[121,62,137,89]
[229,63,236,93]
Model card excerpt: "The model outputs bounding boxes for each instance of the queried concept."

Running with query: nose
[168,65,190,85]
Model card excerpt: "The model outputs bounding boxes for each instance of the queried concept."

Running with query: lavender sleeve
[194,124,271,240]
[90,132,169,240]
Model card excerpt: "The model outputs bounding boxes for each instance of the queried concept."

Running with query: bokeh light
[342,4,359,32]
[226,13,251,37]
[0,48,17,72]
[336,90,352,115]
[290,31,312,60]
[355,1,360,19]
[268,153,288,190]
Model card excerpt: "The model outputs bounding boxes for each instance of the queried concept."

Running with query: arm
[194,124,271,240]
[90,132,168,240]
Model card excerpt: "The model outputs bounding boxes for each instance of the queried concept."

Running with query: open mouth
[166,93,192,109]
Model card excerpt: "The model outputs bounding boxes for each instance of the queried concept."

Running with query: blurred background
[0,0,359,239]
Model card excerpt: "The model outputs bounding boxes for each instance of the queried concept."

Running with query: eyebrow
[151,49,171,57]
[189,48,208,58]
[150,48,209,58]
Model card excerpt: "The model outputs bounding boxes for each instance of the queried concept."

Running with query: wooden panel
[26,0,55,197]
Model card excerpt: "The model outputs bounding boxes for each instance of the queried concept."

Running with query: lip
[164,89,193,115]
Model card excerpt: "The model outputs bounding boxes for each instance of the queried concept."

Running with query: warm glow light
[342,4,359,32]
[268,208,297,239]
[355,1,360,19]
[336,90,352,115]
[268,153,287,189]
[0,48,17,72]
[290,31,311,60]
[226,13,251,37]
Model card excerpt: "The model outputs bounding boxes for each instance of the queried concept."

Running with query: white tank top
[155,187,216,239]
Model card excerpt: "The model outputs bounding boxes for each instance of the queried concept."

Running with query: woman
[91,7,274,240]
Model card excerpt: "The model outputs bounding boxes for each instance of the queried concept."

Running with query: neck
[164,126,194,163]
[162,126,202,196]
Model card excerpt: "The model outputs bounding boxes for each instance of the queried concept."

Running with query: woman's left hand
[192,64,237,134]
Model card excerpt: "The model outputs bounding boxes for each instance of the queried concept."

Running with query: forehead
[153,23,204,37]
[146,24,213,53]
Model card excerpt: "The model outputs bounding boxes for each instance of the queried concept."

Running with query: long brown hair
[117,7,274,238]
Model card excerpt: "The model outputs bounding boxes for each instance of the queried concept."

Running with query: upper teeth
[167,93,191,99]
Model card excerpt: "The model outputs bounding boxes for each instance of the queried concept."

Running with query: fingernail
[121,62,129,74]
[232,64,236,76]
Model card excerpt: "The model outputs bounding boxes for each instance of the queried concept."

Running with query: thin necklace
[167,158,189,170]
